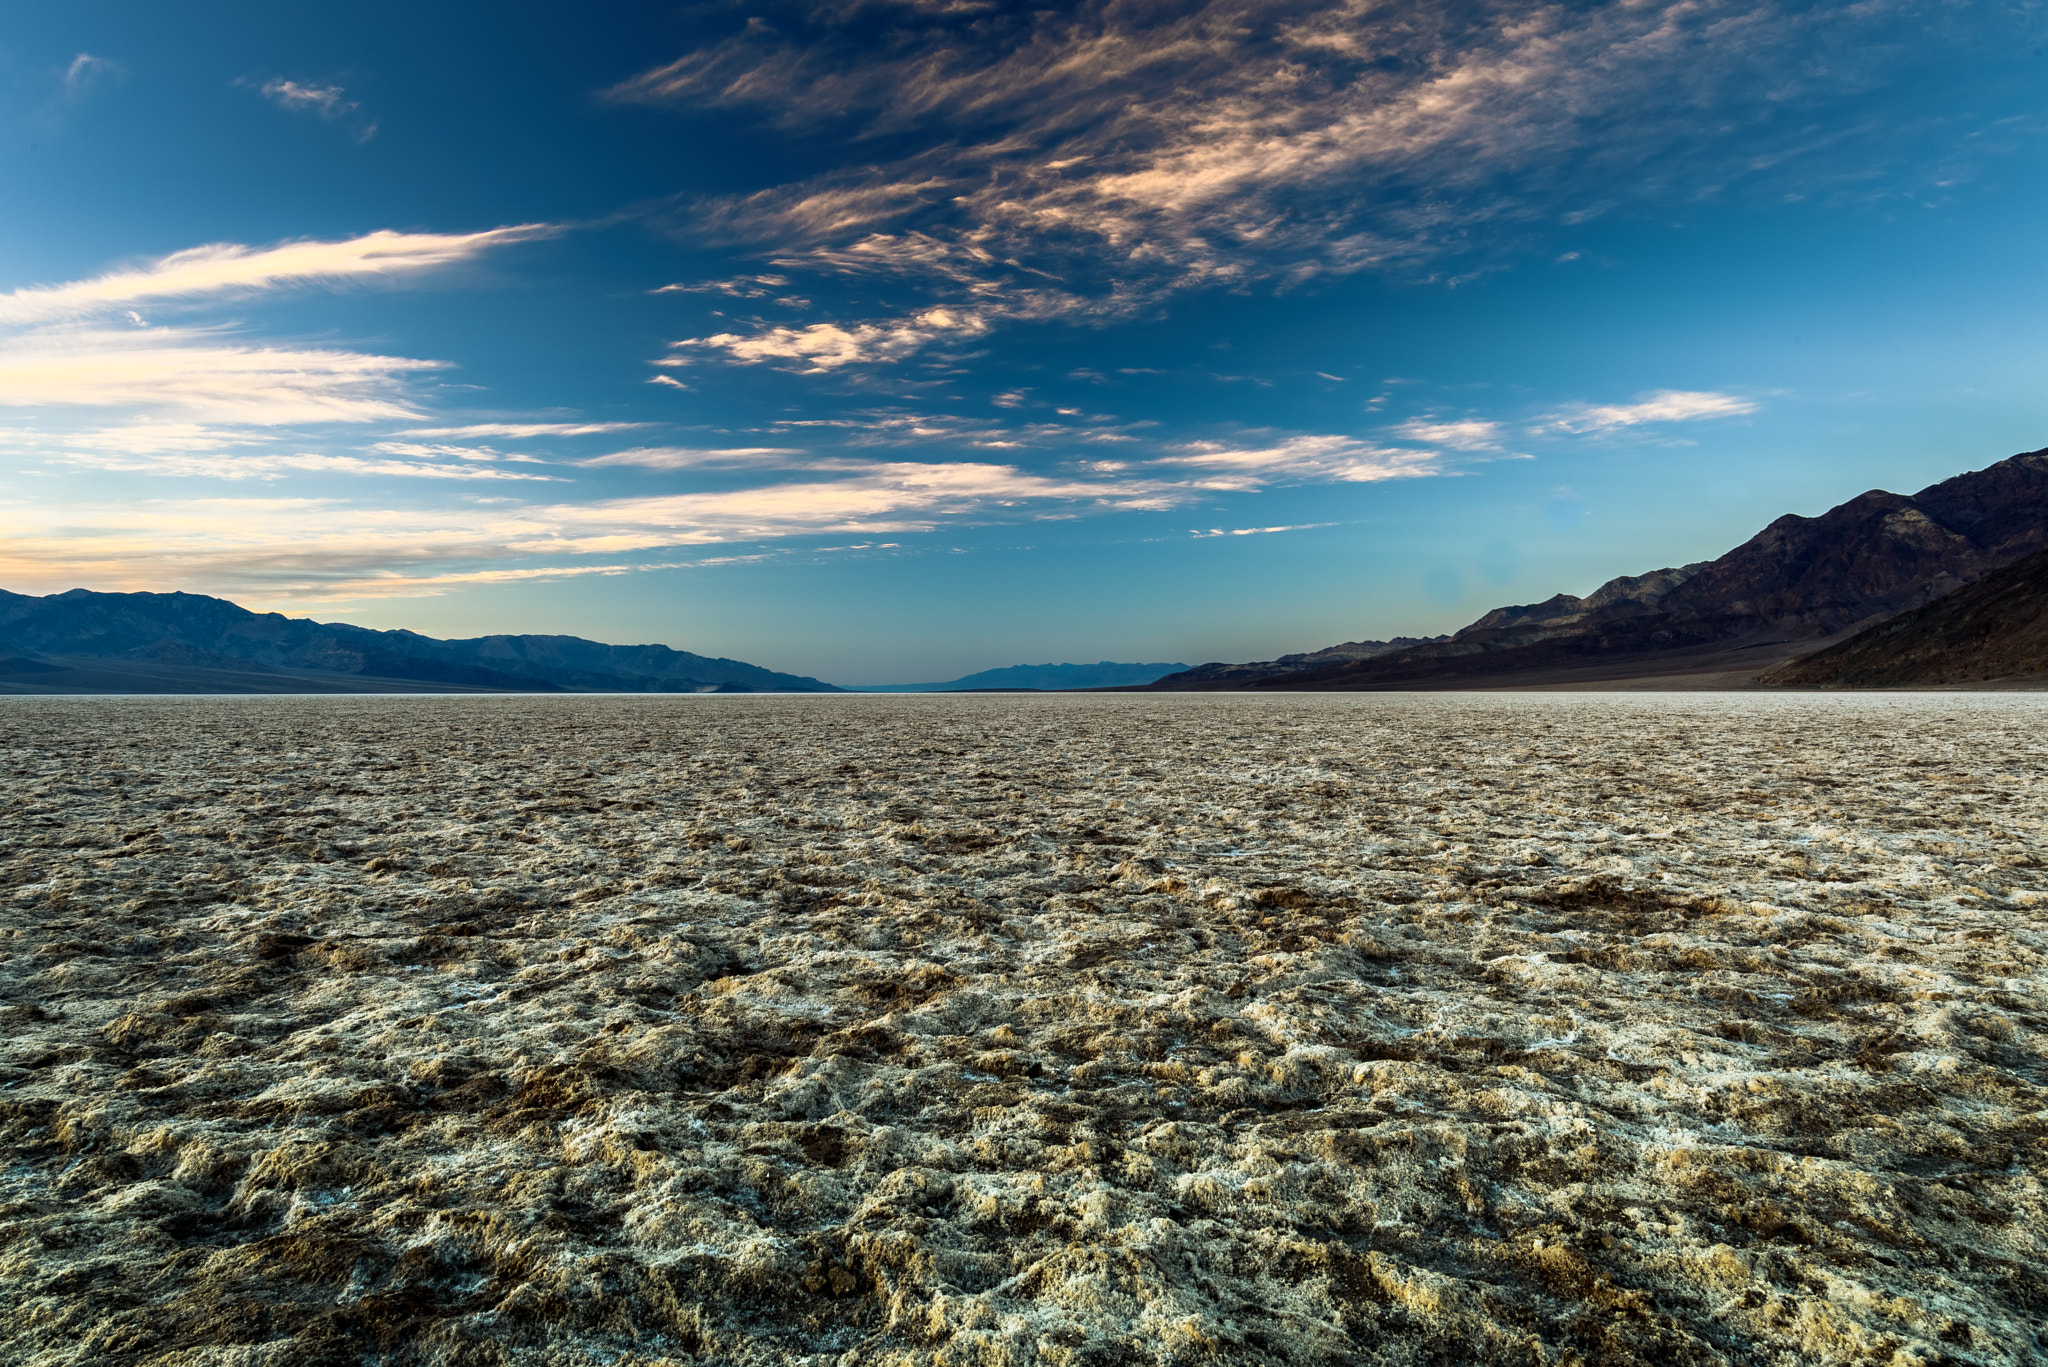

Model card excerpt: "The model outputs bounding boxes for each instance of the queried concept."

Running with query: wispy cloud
[0,326,442,422]
[578,446,811,470]
[63,53,122,101]
[612,0,1977,371]
[0,422,566,481]
[259,79,352,118]
[0,228,551,426]
[29,445,565,483]
[1190,522,1337,538]
[516,463,1195,554]
[0,226,550,328]
[394,422,649,439]
[33,52,124,134]
[370,442,549,464]
[0,460,1178,595]
[0,423,1439,594]
[673,309,994,371]
[1533,389,1757,436]
[256,77,377,141]
[280,560,729,601]
[1159,435,1444,484]
[652,274,808,306]
[1394,418,1504,451]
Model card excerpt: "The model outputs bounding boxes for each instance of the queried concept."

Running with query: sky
[2,0,2045,685]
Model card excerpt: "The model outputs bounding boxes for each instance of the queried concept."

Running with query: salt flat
[1,693,2043,1366]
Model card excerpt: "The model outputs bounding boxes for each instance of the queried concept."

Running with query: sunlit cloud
[274,561,712,601]
[612,0,1968,372]
[374,442,500,460]
[6,420,264,456]
[578,446,810,470]
[652,274,808,307]
[1534,389,1757,436]
[0,460,1181,593]
[368,442,547,464]
[514,462,1197,554]
[0,326,442,423]
[0,225,552,327]
[394,422,649,439]
[0,228,553,431]
[1159,435,1444,484]
[674,308,994,371]
[1394,418,1503,451]
[44,448,566,482]
[1,398,1467,597]
[0,421,566,481]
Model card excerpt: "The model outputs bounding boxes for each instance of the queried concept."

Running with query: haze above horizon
[3,0,2044,684]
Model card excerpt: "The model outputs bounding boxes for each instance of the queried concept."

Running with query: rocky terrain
[2,693,2044,1366]
[1766,545,2048,689]
[0,590,839,695]
[1152,446,2048,690]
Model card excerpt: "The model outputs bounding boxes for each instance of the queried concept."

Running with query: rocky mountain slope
[851,662,1191,692]
[1765,543,2048,687]
[1148,446,2048,690]
[0,589,840,694]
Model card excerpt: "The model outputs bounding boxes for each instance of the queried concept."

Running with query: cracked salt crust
[0,692,2043,1365]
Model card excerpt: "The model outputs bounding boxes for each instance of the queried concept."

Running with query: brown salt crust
[0,692,2043,1366]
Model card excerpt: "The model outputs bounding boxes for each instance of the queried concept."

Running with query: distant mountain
[1763,544,2048,687]
[1161,637,1448,686]
[850,661,1190,692]
[1144,446,2048,690]
[0,589,841,694]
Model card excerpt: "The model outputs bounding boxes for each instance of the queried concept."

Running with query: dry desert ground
[1,692,2044,1366]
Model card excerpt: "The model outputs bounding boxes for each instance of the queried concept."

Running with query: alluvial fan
[1,693,2044,1366]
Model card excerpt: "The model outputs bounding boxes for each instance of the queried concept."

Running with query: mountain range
[849,662,1191,692]
[1145,446,2048,690]
[1763,543,2048,687]
[0,589,840,694]
[11,445,2045,697]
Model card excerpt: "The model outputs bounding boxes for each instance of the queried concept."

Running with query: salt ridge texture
[1,693,2043,1366]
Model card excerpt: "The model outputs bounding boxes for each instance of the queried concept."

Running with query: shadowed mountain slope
[1146,446,2048,690]
[0,589,841,694]
[1763,544,2048,687]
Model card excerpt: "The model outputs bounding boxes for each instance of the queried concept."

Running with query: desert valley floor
[1,693,2043,1366]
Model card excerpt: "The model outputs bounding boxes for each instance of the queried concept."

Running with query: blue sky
[2,0,2045,684]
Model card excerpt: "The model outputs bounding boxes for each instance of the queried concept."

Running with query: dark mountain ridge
[1763,543,2048,688]
[1145,447,2048,690]
[0,588,840,694]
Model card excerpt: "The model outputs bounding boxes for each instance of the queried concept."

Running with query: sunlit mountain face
[3,0,2044,683]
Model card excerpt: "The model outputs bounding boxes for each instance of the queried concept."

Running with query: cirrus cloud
[0,228,553,427]
[1533,389,1757,437]
[394,422,649,439]
[0,225,552,328]
[0,424,1446,597]
[0,326,443,423]
[617,0,2005,373]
